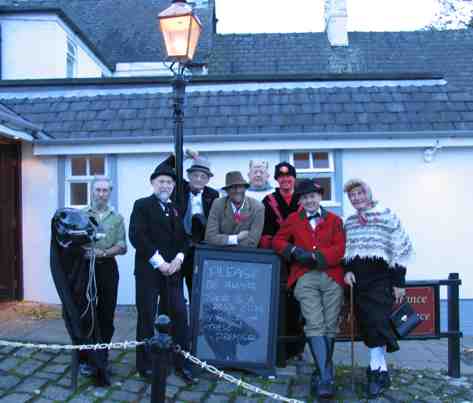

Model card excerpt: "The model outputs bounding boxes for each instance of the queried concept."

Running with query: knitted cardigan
[344,204,413,268]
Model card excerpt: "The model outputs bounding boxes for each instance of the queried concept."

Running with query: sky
[215,0,440,34]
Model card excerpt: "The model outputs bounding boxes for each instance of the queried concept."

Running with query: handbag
[390,301,422,338]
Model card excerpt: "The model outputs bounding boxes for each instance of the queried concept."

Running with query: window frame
[65,155,108,208]
[289,150,340,208]
[66,39,78,78]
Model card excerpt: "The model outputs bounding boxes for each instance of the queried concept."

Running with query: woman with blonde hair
[343,179,413,398]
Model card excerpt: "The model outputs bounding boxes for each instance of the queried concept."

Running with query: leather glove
[291,247,315,266]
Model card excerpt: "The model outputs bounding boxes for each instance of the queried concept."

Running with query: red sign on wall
[337,286,437,338]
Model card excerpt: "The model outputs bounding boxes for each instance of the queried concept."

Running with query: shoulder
[246,196,264,210]
[204,186,220,198]
[323,209,342,223]
[286,211,303,223]
[133,195,154,208]
[210,197,226,209]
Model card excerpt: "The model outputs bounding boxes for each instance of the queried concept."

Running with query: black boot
[307,336,335,399]
[321,336,336,397]
[366,367,390,398]
[94,367,111,387]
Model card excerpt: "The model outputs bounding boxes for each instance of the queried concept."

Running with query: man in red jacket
[273,178,345,399]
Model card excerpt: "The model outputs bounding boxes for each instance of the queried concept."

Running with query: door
[0,142,22,301]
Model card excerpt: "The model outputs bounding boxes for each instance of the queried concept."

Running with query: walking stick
[350,284,355,392]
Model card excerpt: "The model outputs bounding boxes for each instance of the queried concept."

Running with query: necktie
[162,202,172,217]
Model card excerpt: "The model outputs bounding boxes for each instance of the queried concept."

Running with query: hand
[237,230,249,241]
[292,247,315,266]
[159,262,172,275]
[94,248,106,258]
[168,257,183,275]
[344,272,356,287]
[393,287,406,304]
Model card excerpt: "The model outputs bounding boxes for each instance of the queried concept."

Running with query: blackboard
[190,244,280,377]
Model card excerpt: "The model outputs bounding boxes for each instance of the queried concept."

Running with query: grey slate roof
[0,0,214,68]
[0,103,48,138]
[208,30,473,90]
[3,82,473,140]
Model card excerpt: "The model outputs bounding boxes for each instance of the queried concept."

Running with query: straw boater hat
[186,157,213,177]
[222,171,250,190]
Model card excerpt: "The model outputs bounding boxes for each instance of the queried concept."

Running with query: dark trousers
[81,258,119,367]
[181,247,195,301]
[135,268,190,373]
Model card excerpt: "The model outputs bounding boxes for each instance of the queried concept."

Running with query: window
[290,151,337,204]
[66,155,107,207]
[67,39,77,78]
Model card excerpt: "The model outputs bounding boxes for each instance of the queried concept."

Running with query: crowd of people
[77,151,413,399]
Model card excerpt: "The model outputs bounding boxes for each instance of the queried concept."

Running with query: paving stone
[32,352,56,362]
[204,395,231,403]
[213,381,238,394]
[0,392,32,403]
[41,384,74,401]
[68,396,98,403]
[0,374,21,389]
[35,370,63,381]
[234,397,261,403]
[108,389,140,401]
[177,390,206,402]
[43,363,68,374]
[165,385,179,399]
[187,379,213,392]
[290,382,311,398]
[0,357,22,371]
[14,359,44,375]
[14,377,49,393]
[51,353,72,364]
[166,373,188,388]
[12,348,36,358]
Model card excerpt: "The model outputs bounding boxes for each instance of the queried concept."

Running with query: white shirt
[148,199,184,269]
[307,208,322,230]
[190,191,204,216]
[227,198,247,245]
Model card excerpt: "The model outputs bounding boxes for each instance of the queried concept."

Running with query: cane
[350,283,355,392]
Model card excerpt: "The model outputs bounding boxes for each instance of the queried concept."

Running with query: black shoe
[79,363,96,378]
[94,368,111,387]
[367,367,389,398]
[138,369,153,380]
[176,367,199,385]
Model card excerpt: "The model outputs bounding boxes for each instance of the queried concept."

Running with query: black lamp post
[158,0,202,197]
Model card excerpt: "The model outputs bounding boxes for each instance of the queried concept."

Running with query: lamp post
[158,0,202,198]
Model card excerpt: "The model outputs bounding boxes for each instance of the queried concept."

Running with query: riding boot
[307,336,334,398]
[321,336,336,397]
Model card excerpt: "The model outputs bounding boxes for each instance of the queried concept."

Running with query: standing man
[82,177,127,386]
[259,162,305,362]
[245,160,274,202]
[273,179,345,399]
[205,171,264,247]
[129,164,197,384]
[158,152,219,295]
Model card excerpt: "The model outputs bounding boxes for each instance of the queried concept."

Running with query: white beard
[156,191,171,202]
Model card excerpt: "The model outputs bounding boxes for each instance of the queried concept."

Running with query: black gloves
[291,247,317,268]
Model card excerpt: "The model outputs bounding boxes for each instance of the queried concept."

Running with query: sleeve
[259,197,276,248]
[128,200,156,261]
[240,202,265,247]
[115,214,127,249]
[272,216,295,260]
[313,216,346,270]
[204,201,232,246]
[391,264,407,287]
[390,211,414,267]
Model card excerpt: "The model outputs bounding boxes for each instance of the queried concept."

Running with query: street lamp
[158,0,202,198]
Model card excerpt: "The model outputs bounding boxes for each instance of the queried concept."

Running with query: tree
[427,0,473,29]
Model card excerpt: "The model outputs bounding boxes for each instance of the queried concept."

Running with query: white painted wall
[0,14,110,79]
[21,143,60,304]
[342,147,473,298]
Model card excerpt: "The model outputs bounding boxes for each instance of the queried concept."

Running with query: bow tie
[190,189,201,196]
[308,213,321,221]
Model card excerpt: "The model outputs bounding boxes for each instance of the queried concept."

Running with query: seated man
[205,171,264,247]
[272,179,345,399]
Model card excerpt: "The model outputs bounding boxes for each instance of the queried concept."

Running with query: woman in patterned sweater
[343,179,413,398]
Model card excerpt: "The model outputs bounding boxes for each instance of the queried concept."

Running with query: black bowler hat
[296,178,324,196]
[150,164,176,182]
[274,162,296,180]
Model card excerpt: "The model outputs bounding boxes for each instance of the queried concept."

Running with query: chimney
[325,0,348,47]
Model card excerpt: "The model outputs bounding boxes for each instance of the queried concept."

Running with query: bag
[390,301,422,338]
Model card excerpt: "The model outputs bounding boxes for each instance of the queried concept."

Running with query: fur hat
[274,162,297,180]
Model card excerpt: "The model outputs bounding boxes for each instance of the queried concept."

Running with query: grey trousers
[294,270,344,338]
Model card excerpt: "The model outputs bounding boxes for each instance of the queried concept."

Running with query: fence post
[447,273,461,378]
[70,349,79,391]
[150,315,173,403]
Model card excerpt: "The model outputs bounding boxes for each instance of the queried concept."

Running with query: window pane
[70,183,88,205]
[312,152,330,169]
[293,152,310,169]
[71,157,87,176]
[90,156,105,175]
[314,177,332,201]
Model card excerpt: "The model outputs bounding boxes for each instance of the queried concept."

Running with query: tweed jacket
[204,196,264,247]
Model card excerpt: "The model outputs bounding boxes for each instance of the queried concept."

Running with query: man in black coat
[129,163,197,384]
[158,152,219,297]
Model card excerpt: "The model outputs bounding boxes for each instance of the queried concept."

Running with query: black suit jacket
[129,194,187,275]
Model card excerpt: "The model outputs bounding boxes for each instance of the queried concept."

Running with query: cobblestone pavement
[1,344,473,403]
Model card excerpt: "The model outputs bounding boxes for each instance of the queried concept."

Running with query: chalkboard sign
[190,245,280,377]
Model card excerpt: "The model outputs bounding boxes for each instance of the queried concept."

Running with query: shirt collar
[231,198,246,213]
[306,208,322,219]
